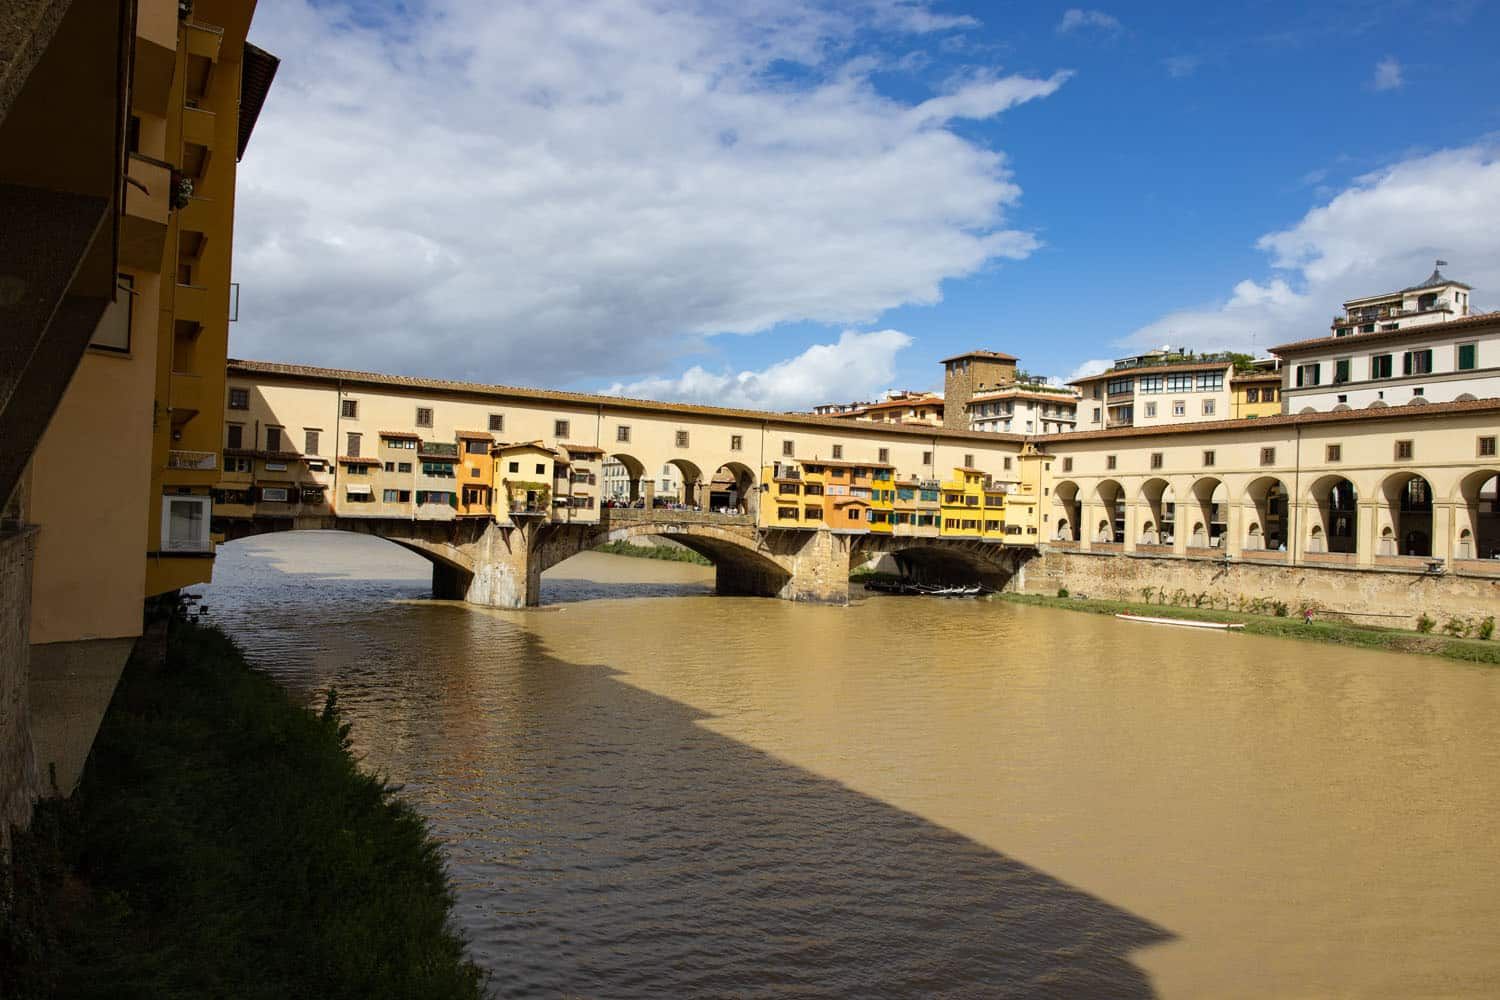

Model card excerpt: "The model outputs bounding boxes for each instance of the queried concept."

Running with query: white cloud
[1119,144,1500,355]
[1057,9,1122,34]
[1066,358,1114,382]
[232,1,1065,391]
[607,329,914,411]
[1163,55,1201,78]
[1372,56,1404,91]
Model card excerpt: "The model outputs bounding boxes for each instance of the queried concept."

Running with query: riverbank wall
[1012,548,1500,629]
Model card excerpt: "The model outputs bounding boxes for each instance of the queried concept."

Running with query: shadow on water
[538,577,713,604]
[206,535,1174,997]
[441,629,1174,999]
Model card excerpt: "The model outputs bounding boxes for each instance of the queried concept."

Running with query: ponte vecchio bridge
[209,359,1500,609]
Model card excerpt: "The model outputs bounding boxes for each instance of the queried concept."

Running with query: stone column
[1225,502,1244,559]
[1432,500,1454,564]
[1122,501,1139,553]
[1078,502,1093,551]
[780,529,851,604]
[1357,498,1379,566]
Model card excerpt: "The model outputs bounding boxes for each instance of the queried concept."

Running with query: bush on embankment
[593,539,711,564]
[999,593,1500,666]
[1,622,484,1000]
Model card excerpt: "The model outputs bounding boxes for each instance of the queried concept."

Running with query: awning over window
[345,484,372,496]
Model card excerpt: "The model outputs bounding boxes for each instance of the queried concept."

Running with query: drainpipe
[1291,421,1303,565]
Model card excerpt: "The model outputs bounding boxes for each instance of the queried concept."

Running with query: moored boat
[1114,613,1245,630]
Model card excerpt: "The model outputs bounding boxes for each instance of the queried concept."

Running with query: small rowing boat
[1114,613,1245,631]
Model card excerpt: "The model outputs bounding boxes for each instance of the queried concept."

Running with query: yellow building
[1231,371,1283,419]
[149,1,278,596]
[940,467,989,538]
[865,464,896,534]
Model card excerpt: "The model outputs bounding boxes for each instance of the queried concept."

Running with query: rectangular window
[1395,440,1413,460]
[508,461,519,473]
[1093,407,1101,422]
[783,440,795,457]
[1246,388,1260,403]
[464,440,487,454]
[554,420,570,438]
[963,453,975,468]
[1480,436,1497,458]
[1333,358,1350,384]
[384,461,395,472]
[1063,457,1073,472]
[1370,354,1393,379]
[617,425,631,442]
[1173,401,1185,417]
[1106,455,1117,470]
[1150,452,1163,469]
[489,413,504,432]
[1326,444,1341,462]
[1261,447,1275,466]
[1402,349,1433,376]
[1458,342,1478,371]
[921,450,932,465]
[1202,399,1216,416]
[226,424,243,449]
[1295,363,1321,387]
[347,432,361,457]
[1138,375,1163,393]
[1003,457,1012,470]
[832,444,843,459]
[304,429,319,454]
[416,407,433,427]
[535,463,546,475]
[397,462,412,473]
[731,434,743,451]
[265,426,282,452]
[1166,373,1195,392]
[878,447,889,464]
[675,430,689,447]
[228,387,249,410]
[341,398,358,419]
[1202,450,1215,467]
[1144,401,1157,418]
[1196,372,1224,391]
[1106,377,1134,395]
[383,489,400,503]
[161,495,211,552]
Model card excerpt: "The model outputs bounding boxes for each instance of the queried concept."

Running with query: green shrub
[1441,617,1470,638]
[1416,613,1436,634]
[1480,616,1496,641]
[1057,586,1070,598]
[1272,600,1289,617]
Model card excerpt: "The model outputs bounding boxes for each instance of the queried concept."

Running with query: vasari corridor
[3,1,1500,997]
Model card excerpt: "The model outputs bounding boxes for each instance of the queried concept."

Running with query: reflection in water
[205,532,1500,998]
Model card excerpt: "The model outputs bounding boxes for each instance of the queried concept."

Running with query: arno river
[204,532,1500,998]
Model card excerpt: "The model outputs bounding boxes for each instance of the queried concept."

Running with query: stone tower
[940,351,1019,430]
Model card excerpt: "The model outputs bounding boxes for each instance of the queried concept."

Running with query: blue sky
[233,1,1500,409]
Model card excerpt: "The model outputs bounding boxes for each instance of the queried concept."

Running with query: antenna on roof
[1436,259,1448,268]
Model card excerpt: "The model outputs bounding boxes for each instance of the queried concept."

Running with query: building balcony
[174,282,213,324]
[182,105,216,148]
[177,193,216,233]
[121,154,170,269]
[170,370,204,418]
[1106,418,1134,429]
[892,523,939,538]
[183,20,224,61]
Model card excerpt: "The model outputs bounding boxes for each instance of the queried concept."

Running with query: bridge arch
[1137,477,1174,545]
[539,520,795,599]
[1186,476,1226,549]
[1052,480,1080,541]
[662,457,705,507]
[856,537,1022,591]
[1380,471,1433,557]
[1095,479,1125,543]
[605,451,649,503]
[710,461,758,516]
[215,521,482,597]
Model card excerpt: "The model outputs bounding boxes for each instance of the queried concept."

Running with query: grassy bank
[999,593,1500,665]
[593,539,711,565]
[1,622,484,1000]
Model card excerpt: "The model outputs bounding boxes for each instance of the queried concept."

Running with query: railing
[167,449,217,470]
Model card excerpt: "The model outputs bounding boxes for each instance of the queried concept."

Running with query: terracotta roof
[1036,395,1500,444]
[558,442,605,455]
[968,388,1079,404]
[939,350,1018,363]
[337,456,376,464]
[1230,372,1282,383]
[454,429,494,439]
[379,430,420,439]
[227,358,1028,445]
[953,466,988,475]
[1070,359,1234,384]
[848,396,943,412]
[1269,310,1500,355]
[799,458,896,470]
[237,43,280,161]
